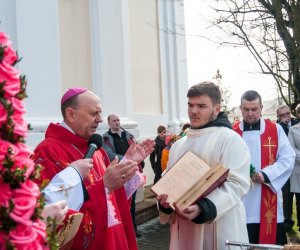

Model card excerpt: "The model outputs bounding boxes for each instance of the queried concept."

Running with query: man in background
[276,105,298,231]
[233,91,294,245]
[150,125,167,184]
[232,116,240,125]
[277,105,298,135]
[103,114,144,237]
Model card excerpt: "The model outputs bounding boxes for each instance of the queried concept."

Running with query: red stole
[234,120,278,244]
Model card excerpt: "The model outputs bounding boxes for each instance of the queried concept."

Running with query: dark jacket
[149,136,165,175]
[102,128,134,161]
[278,117,298,136]
[102,128,144,171]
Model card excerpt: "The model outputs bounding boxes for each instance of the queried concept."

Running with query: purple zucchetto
[61,87,88,105]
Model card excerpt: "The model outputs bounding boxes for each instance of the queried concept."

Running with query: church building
[0,0,188,186]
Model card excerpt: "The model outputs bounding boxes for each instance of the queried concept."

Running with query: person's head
[61,88,103,139]
[233,117,240,124]
[157,125,167,138]
[187,81,221,128]
[276,105,291,124]
[240,90,263,124]
[107,114,121,132]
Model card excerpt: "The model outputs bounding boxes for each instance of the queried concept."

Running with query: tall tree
[210,0,300,113]
[213,69,232,114]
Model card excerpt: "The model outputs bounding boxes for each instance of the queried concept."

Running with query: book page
[175,164,229,210]
[151,151,211,209]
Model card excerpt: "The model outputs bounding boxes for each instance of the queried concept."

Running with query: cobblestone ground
[137,217,170,250]
[136,217,300,249]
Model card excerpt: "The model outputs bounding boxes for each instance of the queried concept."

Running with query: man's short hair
[187,81,221,105]
[240,90,262,105]
[157,125,166,133]
[107,114,118,122]
[61,95,80,119]
[276,105,290,115]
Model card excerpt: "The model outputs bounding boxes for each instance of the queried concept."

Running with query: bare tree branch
[210,0,300,113]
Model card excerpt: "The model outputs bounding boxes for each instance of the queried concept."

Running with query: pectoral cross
[262,137,276,164]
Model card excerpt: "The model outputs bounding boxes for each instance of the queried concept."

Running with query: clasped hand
[71,158,94,180]
[157,194,201,221]
[251,172,264,183]
[43,200,68,223]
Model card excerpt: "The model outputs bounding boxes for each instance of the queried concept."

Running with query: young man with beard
[157,81,251,249]
[233,90,295,245]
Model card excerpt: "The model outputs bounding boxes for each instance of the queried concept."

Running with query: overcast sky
[183,1,278,108]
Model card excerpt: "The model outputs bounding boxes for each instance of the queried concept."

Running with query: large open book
[151,151,229,210]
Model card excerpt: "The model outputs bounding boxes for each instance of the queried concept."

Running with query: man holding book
[157,82,251,249]
[233,90,295,245]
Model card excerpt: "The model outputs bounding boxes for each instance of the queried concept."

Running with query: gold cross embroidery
[262,137,276,165]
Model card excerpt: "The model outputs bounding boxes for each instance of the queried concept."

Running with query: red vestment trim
[33,123,138,250]
[234,120,278,244]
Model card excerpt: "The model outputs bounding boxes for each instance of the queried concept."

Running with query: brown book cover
[151,151,229,210]
[57,209,84,250]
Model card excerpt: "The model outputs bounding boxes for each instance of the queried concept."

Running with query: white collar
[60,121,75,134]
[240,119,266,134]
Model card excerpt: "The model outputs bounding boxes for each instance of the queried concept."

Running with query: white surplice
[238,119,295,224]
[161,126,251,250]
[43,167,84,210]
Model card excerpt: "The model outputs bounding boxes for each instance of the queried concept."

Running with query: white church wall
[0,0,188,192]
[58,0,93,91]
[129,0,163,115]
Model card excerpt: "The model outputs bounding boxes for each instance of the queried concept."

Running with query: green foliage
[250,164,256,178]
[46,217,61,250]
[0,200,16,233]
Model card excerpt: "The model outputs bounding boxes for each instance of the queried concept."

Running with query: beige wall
[59,0,92,92]
[128,0,163,114]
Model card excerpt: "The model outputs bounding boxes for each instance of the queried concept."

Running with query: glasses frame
[278,112,291,117]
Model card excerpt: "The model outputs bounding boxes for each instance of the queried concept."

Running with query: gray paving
[137,217,170,250]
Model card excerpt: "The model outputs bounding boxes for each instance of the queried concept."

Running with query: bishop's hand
[124,139,155,163]
[103,157,138,192]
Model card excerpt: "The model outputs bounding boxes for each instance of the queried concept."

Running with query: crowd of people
[31,82,300,250]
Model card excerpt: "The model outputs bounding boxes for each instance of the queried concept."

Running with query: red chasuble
[234,120,278,244]
[33,123,137,250]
